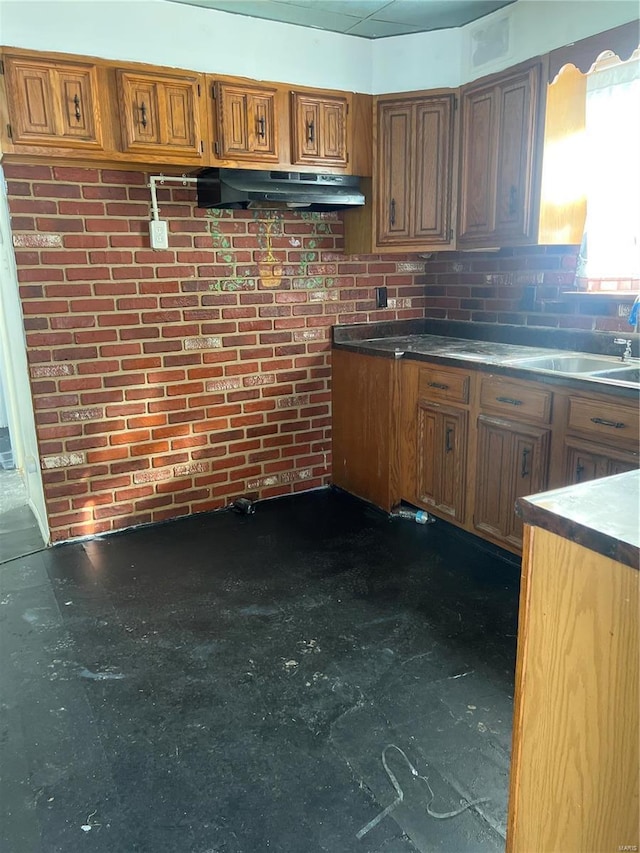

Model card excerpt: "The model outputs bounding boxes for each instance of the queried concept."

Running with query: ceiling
[164,0,516,39]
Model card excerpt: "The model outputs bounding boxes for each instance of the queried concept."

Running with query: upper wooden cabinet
[458,59,545,248]
[2,52,103,151]
[0,47,368,173]
[213,81,278,162]
[290,92,348,167]
[116,68,205,161]
[344,92,456,254]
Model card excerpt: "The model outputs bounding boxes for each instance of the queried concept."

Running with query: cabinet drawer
[567,396,639,444]
[419,367,470,404]
[480,377,552,423]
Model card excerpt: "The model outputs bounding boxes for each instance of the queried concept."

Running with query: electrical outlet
[149,220,169,250]
[375,286,388,308]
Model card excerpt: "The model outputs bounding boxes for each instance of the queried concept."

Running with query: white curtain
[576,56,640,289]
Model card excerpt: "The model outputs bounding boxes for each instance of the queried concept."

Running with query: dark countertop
[516,470,640,569]
[332,319,640,398]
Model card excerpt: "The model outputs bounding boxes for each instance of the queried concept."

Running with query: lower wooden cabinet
[564,437,638,484]
[416,403,468,521]
[474,416,550,550]
[331,348,401,512]
[332,348,638,556]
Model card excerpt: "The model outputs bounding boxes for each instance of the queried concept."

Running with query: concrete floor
[0,488,520,853]
[0,467,44,564]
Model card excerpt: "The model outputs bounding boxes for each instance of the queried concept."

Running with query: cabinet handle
[390,198,396,226]
[590,417,625,429]
[445,427,453,454]
[576,463,584,482]
[307,119,315,144]
[521,448,530,478]
[496,396,523,406]
[258,116,266,139]
[73,93,81,122]
[139,101,148,129]
[509,185,517,216]
[428,381,449,390]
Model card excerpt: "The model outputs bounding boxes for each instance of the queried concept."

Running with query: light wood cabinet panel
[214,81,278,161]
[116,68,203,159]
[291,92,348,167]
[474,415,550,550]
[507,527,638,852]
[3,54,103,149]
[458,59,543,247]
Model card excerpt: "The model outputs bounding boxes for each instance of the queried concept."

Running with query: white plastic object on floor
[393,508,435,525]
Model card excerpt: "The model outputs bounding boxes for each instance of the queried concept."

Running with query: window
[575,51,640,293]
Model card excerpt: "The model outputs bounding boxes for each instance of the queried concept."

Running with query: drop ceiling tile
[344,17,424,37]
[373,0,513,29]
[279,0,392,16]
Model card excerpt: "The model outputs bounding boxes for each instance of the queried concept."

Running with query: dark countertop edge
[331,340,640,399]
[516,472,639,570]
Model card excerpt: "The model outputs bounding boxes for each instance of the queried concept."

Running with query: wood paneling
[507,528,639,852]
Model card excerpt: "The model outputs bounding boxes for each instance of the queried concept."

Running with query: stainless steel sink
[590,367,640,383]
[505,354,622,373]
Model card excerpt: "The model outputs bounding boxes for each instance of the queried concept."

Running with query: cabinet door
[215,82,277,161]
[117,70,202,157]
[474,416,550,549]
[458,87,497,242]
[458,59,542,247]
[417,403,467,521]
[413,97,455,244]
[4,55,102,149]
[377,102,413,242]
[331,349,400,512]
[564,437,639,485]
[493,66,539,243]
[291,93,348,166]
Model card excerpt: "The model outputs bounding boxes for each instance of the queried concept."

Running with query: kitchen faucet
[613,337,633,362]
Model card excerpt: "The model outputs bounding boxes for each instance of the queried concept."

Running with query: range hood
[196,168,365,212]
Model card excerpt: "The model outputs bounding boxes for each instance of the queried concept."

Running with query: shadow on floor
[0,488,520,853]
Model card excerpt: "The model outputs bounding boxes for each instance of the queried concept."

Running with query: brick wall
[420,246,633,333]
[6,163,427,542]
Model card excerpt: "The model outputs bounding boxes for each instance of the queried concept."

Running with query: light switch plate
[149,220,169,250]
